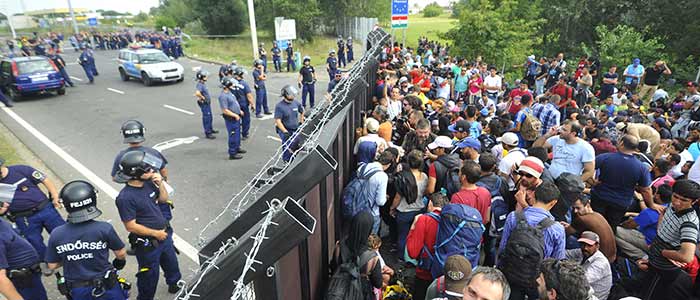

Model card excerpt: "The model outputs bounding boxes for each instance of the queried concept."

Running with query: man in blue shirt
[194,70,218,139]
[275,85,305,162]
[78,44,98,83]
[47,180,128,300]
[252,60,271,118]
[298,56,317,108]
[233,67,255,138]
[271,41,282,72]
[346,36,354,63]
[286,42,296,72]
[326,50,338,81]
[0,201,47,300]
[115,150,181,298]
[0,158,64,259]
[590,135,659,230]
[336,36,346,68]
[219,78,246,160]
[623,58,644,91]
[616,184,672,260]
[327,70,342,94]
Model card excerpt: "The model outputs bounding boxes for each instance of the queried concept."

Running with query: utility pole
[246,0,259,60]
[66,0,79,34]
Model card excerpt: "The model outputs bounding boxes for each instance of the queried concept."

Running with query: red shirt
[549,84,574,101]
[450,187,491,223]
[508,88,532,115]
[406,210,441,281]
[410,69,423,85]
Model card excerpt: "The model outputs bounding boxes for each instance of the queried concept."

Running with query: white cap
[365,118,379,134]
[428,136,454,150]
[498,132,520,146]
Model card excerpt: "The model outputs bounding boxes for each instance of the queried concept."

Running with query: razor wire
[173,29,390,300]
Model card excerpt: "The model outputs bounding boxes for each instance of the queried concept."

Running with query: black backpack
[325,245,377,300]
[499,211,555,288]
[434,159,461,198]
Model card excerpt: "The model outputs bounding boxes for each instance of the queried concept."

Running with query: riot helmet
[196,69,209,81]
[254,59,263,67]
[116,150,155,181]
[60,180,102,223]
[233,67,245,78]
[281,85,298,100]
[121,120,145,144]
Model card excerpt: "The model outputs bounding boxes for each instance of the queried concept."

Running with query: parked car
[117,47,184,86]
[0,56,66,100]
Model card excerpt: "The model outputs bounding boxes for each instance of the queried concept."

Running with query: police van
[117,46,184,86]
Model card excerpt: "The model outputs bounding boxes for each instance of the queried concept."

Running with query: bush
[183,20,206,35]
[154,15,176,31]
[423,2,443,17]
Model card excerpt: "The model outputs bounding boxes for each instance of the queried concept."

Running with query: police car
[117,47,184,86]
[0,56,66,100]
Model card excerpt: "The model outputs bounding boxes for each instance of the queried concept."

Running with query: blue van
[0,56,66,100]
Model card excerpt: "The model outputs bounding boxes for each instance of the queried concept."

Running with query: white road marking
[0,106,201,264]
[163,104,195,116]
[107,88,125,95]
[65,62,79,66]
[257,115,274,121]
[152,136,199,152]
[266,135,282,142]
[69,76,83,82]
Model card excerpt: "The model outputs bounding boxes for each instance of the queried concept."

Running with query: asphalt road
[0,48,333,299]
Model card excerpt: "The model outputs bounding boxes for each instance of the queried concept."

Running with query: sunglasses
[518,172,534,178]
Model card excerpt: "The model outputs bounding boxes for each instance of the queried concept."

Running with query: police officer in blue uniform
[271,42,282,72]
[337,36,346,68]
[274,85,305,162]
[347,36,354,63]
[218,60,236,82]
[233,67,256,135]
[327,70,342,94]
[258,43,267,72]
[297,56,317,109]
[46,180,128,300]
[286,42,296,72]
[219,78,246,160]
[252,60,271,118]
[326,49,338,81]
[0,202,48,300]
[194,70,219,139]
[47,47,74,87]
[115,150,182,298]
[0,157,65,259]
[78,44,98,84]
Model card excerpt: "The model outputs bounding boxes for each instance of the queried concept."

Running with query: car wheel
[119,68,129,81]
[57,87,66,95]
[177,76,184,83]
[142,73,152,86]
[7,88,19,101]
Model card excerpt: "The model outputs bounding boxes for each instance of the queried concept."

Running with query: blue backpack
[430,204,484,279]
[342,163,381,220]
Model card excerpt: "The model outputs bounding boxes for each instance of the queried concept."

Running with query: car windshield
[137,52,170,64]
[18,60,54,74]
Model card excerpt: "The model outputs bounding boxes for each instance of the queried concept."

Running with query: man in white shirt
[354,118,388,155]
[497,132,527,191]
[483,66,502,102]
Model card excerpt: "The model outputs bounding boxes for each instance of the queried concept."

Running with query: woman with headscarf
[330,211,383,298]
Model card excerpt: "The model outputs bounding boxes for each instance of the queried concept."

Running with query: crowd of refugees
[326,38,700,300]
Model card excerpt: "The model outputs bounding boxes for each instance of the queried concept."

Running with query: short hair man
[565,231,612,300]
[462,267,510,300]
[537,259,593,300]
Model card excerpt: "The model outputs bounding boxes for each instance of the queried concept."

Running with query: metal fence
[336,17,378,52]
[173,28,390,300]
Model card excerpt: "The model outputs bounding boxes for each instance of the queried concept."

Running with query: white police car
[117,47,184,86]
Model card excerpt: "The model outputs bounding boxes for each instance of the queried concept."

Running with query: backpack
[326,247,378,300]
[434,160,461,199]
[342,164,381,220]
[415,212,441,272]
[499,211,555,289]
[476,176,507,237]
[430,204,484,279]
[520,111,542,141]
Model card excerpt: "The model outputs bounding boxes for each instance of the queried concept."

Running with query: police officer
[219,78,246,160]
[327,70,342,94]
[258,43,267,72]
[298,56,317,109]
[47,47,74,87]
[0,200,48,300]
[271,41,282,72]
[252,60,271,118]
[219,59,236,82]
[0,157,65,258]
[46,180,128,300]
[326,49,338,81]
[274,85,305,162]
[347,36,354,63]
[78,43,98,84]
[115,150,181,298]
[337,36,346,68]
[286,41,296,72]
[233,67,256,135]
[194,70,219,139]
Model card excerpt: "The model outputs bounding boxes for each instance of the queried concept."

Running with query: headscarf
[343,210,374,260]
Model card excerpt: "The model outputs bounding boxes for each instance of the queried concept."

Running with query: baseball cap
[448,120,470,133]
[654,117,666,126]
[633,58,640,64]
[444,255,472,295]
[428,136,454,150]
[688,81,699,88]
[517,156,544,178]
[456,138,481,151]
[615,122,628,132]
[497,132,519,146]
[578,231,600,245]
[365,118,379,134]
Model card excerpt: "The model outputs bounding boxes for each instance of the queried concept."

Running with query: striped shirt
[649,207,699,270]
[533,102,561,135]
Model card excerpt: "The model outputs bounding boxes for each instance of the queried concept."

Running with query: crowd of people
[327,37,700,300]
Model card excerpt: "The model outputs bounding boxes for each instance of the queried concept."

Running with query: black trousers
[590,195,627,232]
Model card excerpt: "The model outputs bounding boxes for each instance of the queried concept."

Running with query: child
[368,233,394,300]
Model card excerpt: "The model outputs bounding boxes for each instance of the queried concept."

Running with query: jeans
[396,210,421,256]
[134,230,181,300]
[255,88,269,115]
[535,78,545,96]
[198,102,214,135]
[302,83,315,108]
[15,205,66,258]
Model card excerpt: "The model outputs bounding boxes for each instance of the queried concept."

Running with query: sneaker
[256,114,263,118]
[264,111,272,115]
[168,284,181,294]
[242,135,248,140]
[229,154,243,160]
[205,134,216,139]
[212,129,220,134]
[238,149,247,154]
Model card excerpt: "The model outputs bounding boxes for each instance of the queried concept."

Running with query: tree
[595,25,666,73]
[192,0,247,35]
[254,0,322,41]
[422,2,442,18]
[133,12,150,23]
[158,0,195,27]
[155,15,177,30]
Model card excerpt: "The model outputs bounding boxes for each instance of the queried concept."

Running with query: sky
[3,0,160,15]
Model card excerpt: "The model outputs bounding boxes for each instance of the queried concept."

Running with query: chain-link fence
[336,17,378,51]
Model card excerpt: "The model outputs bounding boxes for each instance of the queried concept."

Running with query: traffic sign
[88,18,97,26]
[274,18,297,41]
[391,0,408,29]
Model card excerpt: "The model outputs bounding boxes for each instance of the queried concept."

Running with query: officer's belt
[9,199,51,218]
[7,263,40,279]
[68,270,118,289]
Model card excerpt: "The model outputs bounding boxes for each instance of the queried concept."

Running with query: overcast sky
[3,0,160,15]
